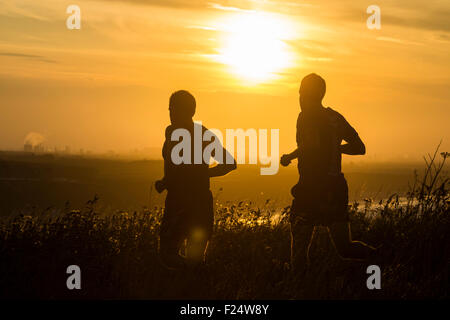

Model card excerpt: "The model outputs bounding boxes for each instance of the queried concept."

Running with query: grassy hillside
[0,152,448,299]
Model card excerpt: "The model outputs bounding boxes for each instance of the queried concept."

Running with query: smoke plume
[24,132,46,147]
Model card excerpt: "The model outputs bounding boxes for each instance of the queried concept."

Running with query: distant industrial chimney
[24,143,33,152]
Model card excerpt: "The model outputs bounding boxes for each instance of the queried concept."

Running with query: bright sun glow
[216,12,295,83]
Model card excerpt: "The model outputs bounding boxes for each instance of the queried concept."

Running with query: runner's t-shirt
[162,122,212,193]
[296,107,358,183]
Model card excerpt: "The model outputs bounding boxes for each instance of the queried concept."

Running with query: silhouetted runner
[280,74,376,273]
[155,90,236,270]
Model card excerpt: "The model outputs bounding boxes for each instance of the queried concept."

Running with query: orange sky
[0,0,449,160]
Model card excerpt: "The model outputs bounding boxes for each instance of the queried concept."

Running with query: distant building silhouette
[24,143,32,152]
[33,143,44,153]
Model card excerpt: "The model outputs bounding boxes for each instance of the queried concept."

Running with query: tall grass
[0,151,448,299]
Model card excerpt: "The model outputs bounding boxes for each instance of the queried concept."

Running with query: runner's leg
[185,191,214,266]
[185,228,210,265]
[328,222,375,260]
[159,194,187,269]
[290,216,315,273]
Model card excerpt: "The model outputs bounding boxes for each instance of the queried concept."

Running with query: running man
[155,90,236,270]
[280,74,376,272]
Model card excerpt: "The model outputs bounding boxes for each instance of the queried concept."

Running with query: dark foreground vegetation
[0,151,448,299]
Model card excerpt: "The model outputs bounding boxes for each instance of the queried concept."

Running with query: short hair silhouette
[169,90,196,118]
[300,73,326,101]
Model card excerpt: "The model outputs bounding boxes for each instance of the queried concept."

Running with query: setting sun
[216,12,295,83]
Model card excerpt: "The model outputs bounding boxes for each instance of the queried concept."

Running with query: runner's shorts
[290,174,349,226]
[160,189,214,242]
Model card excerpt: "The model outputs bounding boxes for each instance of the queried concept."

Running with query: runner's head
[299,73,326,112]
[169,90,196,125]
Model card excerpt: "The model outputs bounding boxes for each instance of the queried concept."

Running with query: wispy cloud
[305,57,333,62]
[83,0,449,35]
[384,10,450,33]
[0,52,57,63]
[86,0,312,13]
[207,3,255,13]
[186,25,218,31]
[376,37,423,46]
[0,1,50,21]
[85,0,208,9]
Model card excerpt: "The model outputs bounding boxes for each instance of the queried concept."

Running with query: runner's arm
[280,148,300,166]
[285,148,300,161]
[155,126,172,192]
[208,134,237,177]
[339,116,366,155]
[340,136,365,155]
